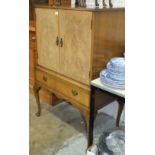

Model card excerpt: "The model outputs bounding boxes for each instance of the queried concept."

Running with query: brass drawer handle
[43,76,47,82]
[72,89,78,96]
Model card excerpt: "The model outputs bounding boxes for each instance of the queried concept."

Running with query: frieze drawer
[36,69,90,108]
[55,78,90,108]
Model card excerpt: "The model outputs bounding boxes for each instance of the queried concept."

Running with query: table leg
[33,82,41,117]
[87,85,96,148]
[116,98,125,126]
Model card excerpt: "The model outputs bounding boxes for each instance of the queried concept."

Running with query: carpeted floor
[29,93,117,155]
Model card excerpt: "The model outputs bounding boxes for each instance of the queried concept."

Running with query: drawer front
[36,69,90,108]
[36,70,56,90]
[56,80,90,108]
[29,31,36,49]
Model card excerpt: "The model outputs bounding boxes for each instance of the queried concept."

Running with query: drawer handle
[60,38,63,47]
[56,36,59,46]
[72,89,78,96]
[43,76,47,82]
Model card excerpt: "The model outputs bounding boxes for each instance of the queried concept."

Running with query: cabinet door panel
[59,10,92,85]
[36,8,59,72]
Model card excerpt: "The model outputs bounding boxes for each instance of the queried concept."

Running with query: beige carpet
[29,93,116,155]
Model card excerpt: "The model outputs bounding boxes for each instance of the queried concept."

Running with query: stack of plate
[100,57,125,89]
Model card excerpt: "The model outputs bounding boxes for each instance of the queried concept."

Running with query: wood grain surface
[36,8,60,72]
[59,10,92,85]
[36,66,90,108]
[91,10,125,79]
[33,7,125,147]
[29,20,55,104]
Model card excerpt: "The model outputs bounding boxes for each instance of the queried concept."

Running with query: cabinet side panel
[29,30,36,86]
[92,10,125,79]
[36,8,60,72]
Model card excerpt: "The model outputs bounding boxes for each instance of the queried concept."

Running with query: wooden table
[88,78,125,146]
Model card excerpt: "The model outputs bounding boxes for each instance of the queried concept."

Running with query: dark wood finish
[116,98,125,126]
[30,0,34,20]
[29,0,48,20]
[87,85,95,147]
[91,10,125,79]
[48,0,71,6]
[89,85,125,147]
[33,82,41,116]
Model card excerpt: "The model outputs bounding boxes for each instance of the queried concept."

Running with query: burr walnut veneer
[29,20,57,104]
[33,6,125,148]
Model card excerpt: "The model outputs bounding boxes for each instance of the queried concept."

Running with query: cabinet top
[35,4,125,12]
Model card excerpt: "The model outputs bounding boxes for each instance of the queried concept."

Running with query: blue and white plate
[107,62,125,74]
[107,70,125,81]
[100,70,125,89]
[110,57,125,68]
[107,57,125,74]
[100,70,125,83]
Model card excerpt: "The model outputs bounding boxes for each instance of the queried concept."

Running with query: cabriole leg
[33,83,41,117]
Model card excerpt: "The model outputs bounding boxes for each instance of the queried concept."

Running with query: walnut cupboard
[33,6,125,147]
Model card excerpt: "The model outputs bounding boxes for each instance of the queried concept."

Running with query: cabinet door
[59,10,92,85]
[36,8,60,72]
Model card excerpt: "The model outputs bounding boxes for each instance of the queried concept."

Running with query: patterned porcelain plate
[110,57,125,68]
[100,70,125,89]
[107,70,125,81]
[107,63,125,74]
